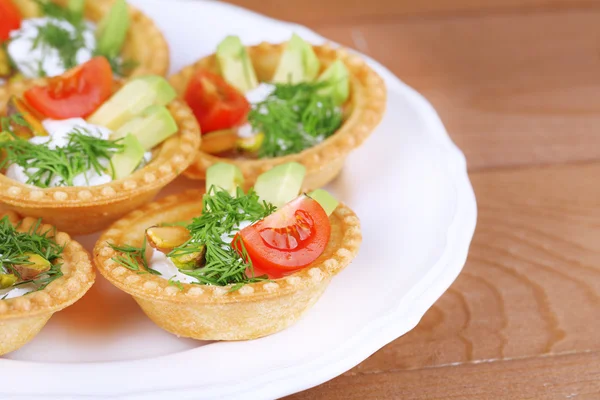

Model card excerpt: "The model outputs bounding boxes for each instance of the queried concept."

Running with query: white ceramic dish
[0,1,477,399]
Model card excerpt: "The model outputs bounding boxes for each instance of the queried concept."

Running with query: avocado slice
[254,162,306,208]
[110,105,178,151]
[67,0,85,23]
[110,133,145,180]
[0,274,17,289]
[206,162,244,196]
[13,253,51,281]
[272,34,320,84]
[95,0,130,59]
[308,189,339,216]
[317,60,350,105]
[216,35,258,93]
[88,76,176,130]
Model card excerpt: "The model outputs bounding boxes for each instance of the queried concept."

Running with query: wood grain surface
[220,0,600,398]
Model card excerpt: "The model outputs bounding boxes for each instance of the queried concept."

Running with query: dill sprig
[109,238,161,276]
[172,186,276,287]
[0,216,64,292]
[249,81,343,158]
[35,0,82,24]
[31,21,86,71]
[108,187,276,290]
[0,116,124,188]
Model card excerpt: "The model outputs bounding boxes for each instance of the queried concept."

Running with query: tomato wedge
[24,57,113,119]
[184,68,250,134]
[234,195,331,278]
[0,0,21,42]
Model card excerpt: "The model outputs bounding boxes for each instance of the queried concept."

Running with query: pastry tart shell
[0,211,95,355]
[0,82,201,235]
[93,190,362,340]
[8,0,169,80]
[169,42,387,191]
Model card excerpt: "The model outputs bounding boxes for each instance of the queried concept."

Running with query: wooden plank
[223,0,600,25]
[288,161,600,397]
[288,351,600,399]
[314,10,600,170]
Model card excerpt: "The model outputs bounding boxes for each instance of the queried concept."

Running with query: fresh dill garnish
[168,276,184,291]
[34,0,84,25]
[248,81,343,158]
[109,238,161,276]
[0,115,125,188]
[171,186,276,287]
[31,21,86,70]
[0,216,64,292]
[109,187,276,290]
[100,54,138,77]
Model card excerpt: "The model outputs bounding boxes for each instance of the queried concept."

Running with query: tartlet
[8,0,169,80]
[0,80,201,235]
[93,189,362,340]
[0,211,95,355]
[169,42,386,191]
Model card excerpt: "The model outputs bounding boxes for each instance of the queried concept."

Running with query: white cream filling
[7,17,96,79]
[5,118,151,188]
[236,83,276,138]
[0,283,36,300]
[149,220,253,284]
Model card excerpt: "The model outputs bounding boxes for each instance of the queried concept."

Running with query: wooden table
[222,0,600,398]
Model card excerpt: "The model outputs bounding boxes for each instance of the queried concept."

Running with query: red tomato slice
[24,57,113,119]
[234,195,331,278]
[0,0,21,42]
[184,68,250,134]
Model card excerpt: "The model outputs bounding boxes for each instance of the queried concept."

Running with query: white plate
[1,1,477,399]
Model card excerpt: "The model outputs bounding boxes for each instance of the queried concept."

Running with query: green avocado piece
[317,60,350,105]
[308,189,339,216]
[206,162,244,197]
[67,0,85,23]
[111,105,178,150]
[216,35,258,93]
[254,162,306,208]
[88,76,176,130]
[110,133,145,180]
[272,34,321,84]
[95,0,130,59]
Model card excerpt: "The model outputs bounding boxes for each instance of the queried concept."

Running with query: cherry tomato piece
[234,195,331,278]
[24,57,113,119]
[184,68,250,134]
[0,0,21,42]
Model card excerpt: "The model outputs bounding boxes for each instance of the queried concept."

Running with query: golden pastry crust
[169,42,387,191]
[0,82,201,235]
[8,0,169,78]
[93,190,362,340]
[0,211,96,355]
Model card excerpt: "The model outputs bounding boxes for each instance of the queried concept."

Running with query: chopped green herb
[0,216,64,292]
[109,238,161,276]
[168,276,184,291]
[249,81,343,158]
[0,115,125,188]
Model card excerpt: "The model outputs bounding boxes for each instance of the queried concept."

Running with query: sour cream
[0,284,35,300]
[236,83,275,138]
[6,118,113,187]
[7,17,96,79]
